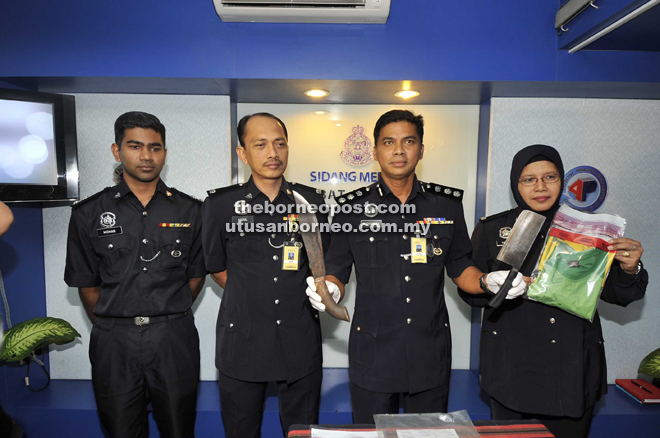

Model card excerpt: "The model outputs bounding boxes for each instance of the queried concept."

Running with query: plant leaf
[1,317,81,362]
[638,348,660,379]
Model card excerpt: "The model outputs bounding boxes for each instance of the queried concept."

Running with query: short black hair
[237,113,288,148]
[114,111,166,149]
[373,110,424,145]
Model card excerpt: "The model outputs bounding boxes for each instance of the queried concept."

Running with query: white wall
[488,97,660,383]
[44,94,231,380]
[238,104,481,369]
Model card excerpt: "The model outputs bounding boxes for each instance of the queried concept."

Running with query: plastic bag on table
[526,204,626,322]
[374,410,479,438]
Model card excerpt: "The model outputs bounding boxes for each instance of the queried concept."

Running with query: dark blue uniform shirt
[64,179,206,317]
[202,177,328,383]
[325,176,474,394]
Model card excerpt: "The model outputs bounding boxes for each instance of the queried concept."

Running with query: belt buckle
[134,316,150,326]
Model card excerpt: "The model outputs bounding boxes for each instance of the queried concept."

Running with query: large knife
[292,191,350,322]
[487,210,546,309]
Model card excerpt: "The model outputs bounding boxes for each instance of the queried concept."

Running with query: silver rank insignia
[100,212,116,228]
[234,200,250,215]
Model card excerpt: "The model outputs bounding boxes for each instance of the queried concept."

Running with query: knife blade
[487,210,546,308]
[293,191,350,322]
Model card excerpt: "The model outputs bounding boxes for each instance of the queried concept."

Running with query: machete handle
[315,277,350,322]
[487,269,518,309]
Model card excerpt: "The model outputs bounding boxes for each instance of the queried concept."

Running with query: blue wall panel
[0,205,50,403]
[0,0,559,81]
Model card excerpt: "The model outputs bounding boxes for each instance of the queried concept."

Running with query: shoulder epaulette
[479,209,514,223]
[206,183,243,198]
[336,186,371,205]
[289,181,325,198]
[419,181,463,201]
[72,187,111,208]
[172,188,202,205]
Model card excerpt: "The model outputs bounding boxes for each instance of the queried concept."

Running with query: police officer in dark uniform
[317,110,524,423]
[64,112,206,438]
[202,113,328,438]
[459,145,647,438]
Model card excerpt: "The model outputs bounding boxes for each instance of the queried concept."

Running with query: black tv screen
[0,88,78,203]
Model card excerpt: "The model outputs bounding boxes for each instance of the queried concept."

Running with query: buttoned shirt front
[325,176,474,394]
[202,177,328,382]
[64,179,206,317]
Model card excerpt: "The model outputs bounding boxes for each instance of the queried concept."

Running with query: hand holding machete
[293,190,350,322]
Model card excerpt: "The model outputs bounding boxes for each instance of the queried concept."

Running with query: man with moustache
[310,110,524,422]
[64,112,205,438]
[202,113,329,438]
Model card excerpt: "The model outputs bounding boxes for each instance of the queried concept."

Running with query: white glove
[306,276,341,312]
[486,270,526,300]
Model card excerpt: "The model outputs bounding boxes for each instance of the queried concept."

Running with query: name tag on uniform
[97,226,123,237]
[282,245,300,271]
[232,216,254,224]
[411,237,427,264]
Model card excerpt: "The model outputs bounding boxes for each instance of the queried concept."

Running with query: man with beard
[202,113,328,438]
[65,111,205,438]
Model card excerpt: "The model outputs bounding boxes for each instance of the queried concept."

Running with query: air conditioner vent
[214,0,390,23]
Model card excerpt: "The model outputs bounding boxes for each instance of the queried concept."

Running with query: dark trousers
[90,311,200,438]
[350,382,449,424]
[491,398,594,438]
[218,368,323,438]
[0,403,14,438]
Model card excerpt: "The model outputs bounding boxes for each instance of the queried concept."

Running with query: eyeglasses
[518,174,560,187]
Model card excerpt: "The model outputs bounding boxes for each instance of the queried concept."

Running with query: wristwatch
[479,274,491,294]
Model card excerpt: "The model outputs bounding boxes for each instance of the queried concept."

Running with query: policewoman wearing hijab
[459,145,648,438]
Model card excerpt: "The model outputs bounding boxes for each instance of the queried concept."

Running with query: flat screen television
[0,88,78,203]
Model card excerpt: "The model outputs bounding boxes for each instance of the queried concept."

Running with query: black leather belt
[97,311,188,326]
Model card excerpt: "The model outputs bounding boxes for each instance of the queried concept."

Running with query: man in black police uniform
[202,113,329,438]
[64,112,206,438]
[313,110,525,423]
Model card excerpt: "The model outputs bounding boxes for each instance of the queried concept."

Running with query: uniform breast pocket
[227,234,263,262]
[353,235,389,268]
[158,228,193,271]
[93,235,134,278]
[428,227,453,265]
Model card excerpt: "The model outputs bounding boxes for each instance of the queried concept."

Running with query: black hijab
[507,145,565,275]
[510,144,564,221]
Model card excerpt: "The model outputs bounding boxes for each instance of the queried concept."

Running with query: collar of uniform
[111,178,174,203]
[155,179,175,202]
[376,174,425,201]
[243,176,294,203]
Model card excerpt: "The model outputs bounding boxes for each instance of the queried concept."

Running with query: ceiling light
[314,111,327,115]
[304,89,329,98]
[336,123,341,127]
[395,90,420,99]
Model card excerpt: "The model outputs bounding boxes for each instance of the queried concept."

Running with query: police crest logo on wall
[561,166,607,212]
[340,125,373,166]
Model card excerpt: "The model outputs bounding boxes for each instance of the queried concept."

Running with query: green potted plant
[638,348,660,388]
[1,317,80,391]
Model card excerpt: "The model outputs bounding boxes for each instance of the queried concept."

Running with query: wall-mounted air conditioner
[213,0,391,24]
